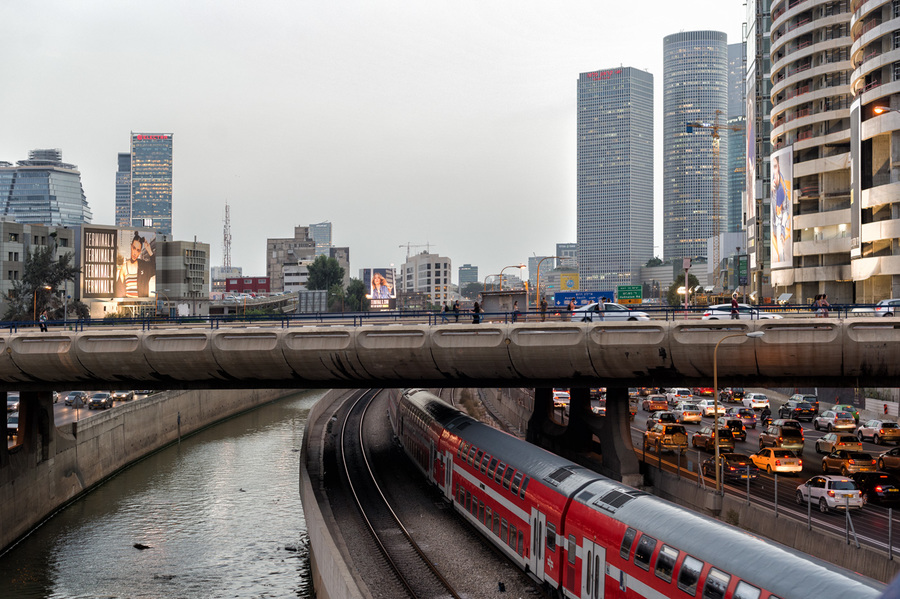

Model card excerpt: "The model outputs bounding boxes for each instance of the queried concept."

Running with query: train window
[511,472,523,494]
[475,449,484,466]
[465,491,471,512]
[701,568,731,599]
[655,544,678,583]
[470,495,478,516]
[567,535,576,564]
[488,458,499,477]
[633,534,657,571]
[467,446,478,464]
[546,523,557,552]
[495,463,506,484]
[519,477,529,498]
[458,442,467,459]
[677,555,704,596]
[501,519,508,543]
[478,501,484,523]
[493,514,501,536]
[485,507,492,526]
[503,467,515,490]
[619,527,637,559]
[509,524,517,548]
[480,454,491,472]
[593,553,601,599]
[586,549,593,595]
[457,485,465,505]
[518,530,524,556]
[732,581,761,599]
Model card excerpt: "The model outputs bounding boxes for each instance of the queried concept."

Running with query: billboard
[82,227,157,299]
[560,273,579,291]
[770,146,793,269]
[362,268,396,310]
[746,74,756,224]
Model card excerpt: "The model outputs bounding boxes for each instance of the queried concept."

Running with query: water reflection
[0,390,323,598]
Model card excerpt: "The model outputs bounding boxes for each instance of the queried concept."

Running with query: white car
[743,393,769,410]
[696,399,726,417]
[796,475,863,513]
[673,403,703,424]
[571,302,650,322]
[875,298,900,316]
[665,388,693,406]
[751,447,803,474]
[552,389,570,408]
[701,303,783,320]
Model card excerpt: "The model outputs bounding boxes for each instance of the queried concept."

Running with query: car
[728,387,746,401]
[789,393,819,414]
[701,303,784,320]
[646,411,678,429]
[643,423,689,453]
[726,407,758,429]
[796,475,864,513]
[719,387,743,402]
[111,390,135,402]
[664,387,693,407]
[64,391,87,407]
[6,411,17,438]
[875,298,900,316]
[52,391,59,403]
[742,393,770,410]
[814,410,856,432]
[552,389,570,408]
[691,426,735,452]
[571,302,651,322]
[750,447,803,474]
[673,403,703,424]
[716,416,747,442]
[815,433,862,455]
[857,420,900,445]
[641,394,669,412]
[88,392,113,410]
[696,399,726,417]
[702,453,759,481]
[822,450,877,476]
[877,447,900,471]
[829,404,860,423]
[758,420,805,452]
[778,400,815,422]
[692,387,715,397]
[6,392,19,413]
[851,471,900,506]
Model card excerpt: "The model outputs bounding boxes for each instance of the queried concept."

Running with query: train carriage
[389,388,885,599]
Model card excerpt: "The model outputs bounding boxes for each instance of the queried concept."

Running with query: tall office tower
[769,0,852,303]
[556,242,578,268]
[130,132,173,235]
[745,0,774,301]
[399,252,451,304]
[577,67,653,292]
[309,221,333,257]
[663,31,728,265]
[727,115,746,234]
[0,149,92,226]
[728,43,745,119]
[458,263,478,288]
[115,153,131,228]
[849,0,900,301]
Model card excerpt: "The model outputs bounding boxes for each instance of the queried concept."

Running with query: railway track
[340,389,461,599]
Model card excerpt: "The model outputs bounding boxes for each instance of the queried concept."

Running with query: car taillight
[876,486,884,493]
[828,490,835,497]
[848,459,857,464]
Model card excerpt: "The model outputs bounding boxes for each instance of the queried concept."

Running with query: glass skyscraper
[115,152,131,228]
[309,221,333,257]
[130,133,173,235]
[0,149,92,227]
[663,31,729,263]
[576,67,653,291]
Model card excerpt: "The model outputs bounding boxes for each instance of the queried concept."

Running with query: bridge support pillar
[599,387,642,486]
[17,391,54,464]
[564,388,593,453]
[526,388,568,447]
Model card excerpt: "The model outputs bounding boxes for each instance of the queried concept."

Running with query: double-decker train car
[387,388,885,599]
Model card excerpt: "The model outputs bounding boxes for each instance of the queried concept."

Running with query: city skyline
[0,1,744,282]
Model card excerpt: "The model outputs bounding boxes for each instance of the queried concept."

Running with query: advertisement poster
[746,75,756,223]
[363,268,396,310]
[560,273,579,291]
[770,146,793,269]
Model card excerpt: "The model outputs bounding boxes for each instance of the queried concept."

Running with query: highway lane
[629,395,900,556]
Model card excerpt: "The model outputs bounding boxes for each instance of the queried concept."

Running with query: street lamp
[499,264,526,291]
[483,274,500,292]
[535,256,563,308]
[712,330,765,493]
[874,105,897,115]
[151,289,171,317]
[33,285,52,321]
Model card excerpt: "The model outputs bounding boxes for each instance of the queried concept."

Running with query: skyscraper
[115,152,131,228]
[129,133,173,235]
[576,67,653,292]
[309,221,333,257]
[0,149,92,227]
[663,31,728,263]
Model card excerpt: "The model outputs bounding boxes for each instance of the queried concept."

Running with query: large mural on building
[770,146,793,270]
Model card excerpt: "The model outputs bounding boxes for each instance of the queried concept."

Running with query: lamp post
[535,256,563,309]
[499,264,526,291]
[151,289,171,317]
[33,285,52,321]
[483,274,500,292]
[712,330,765,493]
[874,105,897,116]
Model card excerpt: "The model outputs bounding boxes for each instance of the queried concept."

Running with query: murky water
[0,390,324,598]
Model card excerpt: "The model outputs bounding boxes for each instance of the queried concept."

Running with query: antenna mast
[223,202,232,268]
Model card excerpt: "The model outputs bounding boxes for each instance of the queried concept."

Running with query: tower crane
[399,243,435,259]
[686,110,743,292]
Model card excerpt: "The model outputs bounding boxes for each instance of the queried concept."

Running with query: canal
[0,389,323,598]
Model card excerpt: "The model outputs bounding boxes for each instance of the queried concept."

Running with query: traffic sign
[617,285,642,305]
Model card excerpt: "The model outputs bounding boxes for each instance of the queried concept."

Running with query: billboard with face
[746,74,756,223]
[770,146,793,270]
[363,268,396,310]
[83,227,158,299]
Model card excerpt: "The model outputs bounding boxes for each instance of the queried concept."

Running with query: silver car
[701,303,783,320]
[571,302,650,322]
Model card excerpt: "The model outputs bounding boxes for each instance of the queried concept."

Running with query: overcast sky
[1,1,744,283]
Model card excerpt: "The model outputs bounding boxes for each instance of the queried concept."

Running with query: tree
[461,282,483,299]
[3,245,82,321]
[666,273,700,307]
[345,278,369,312]
[306,255,345,291]
[645,256,664,267]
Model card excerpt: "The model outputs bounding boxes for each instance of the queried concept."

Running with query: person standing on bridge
[540,298,548,322]
[816,294,830,317]
[512,300,520,323]
[453,300,460,322]
[39,310,49,332]
[440,301,449,323]
[472,300,482,324]
[731,293,739,320]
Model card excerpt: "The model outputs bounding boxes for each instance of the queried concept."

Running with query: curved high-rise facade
[0,149,92,227]
[663,31,729,267]
[769,0,853,302]
[849,0,900,301]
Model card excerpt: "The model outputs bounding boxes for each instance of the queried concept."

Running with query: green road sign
[617,285,642,304]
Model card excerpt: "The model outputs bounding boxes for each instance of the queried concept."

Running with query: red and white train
[388,388,885,599]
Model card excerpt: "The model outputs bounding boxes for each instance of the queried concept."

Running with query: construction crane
[686,110,743,292]
[399,243,435,259]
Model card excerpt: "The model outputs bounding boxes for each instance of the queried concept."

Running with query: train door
[581,539,605,599]
[530,508,547,579]
[443,453,454,501]
[428,441,436,483]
